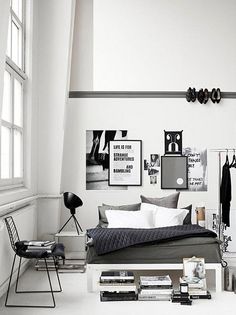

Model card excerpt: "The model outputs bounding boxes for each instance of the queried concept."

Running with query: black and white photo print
[150,154,160,167]
[144,159,149,171]
[86,130,128,190]
[150,175,157,184]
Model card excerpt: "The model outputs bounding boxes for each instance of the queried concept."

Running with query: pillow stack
[98,192,192,229]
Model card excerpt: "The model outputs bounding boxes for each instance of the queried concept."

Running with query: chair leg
[15,257,22,293]
[15,258,62,294]
[5,257,61,308]
[53,257,62,292]
[5,254,16,307]
[44,258,56,308]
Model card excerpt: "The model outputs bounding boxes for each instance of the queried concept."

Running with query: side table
[54,231,87,273]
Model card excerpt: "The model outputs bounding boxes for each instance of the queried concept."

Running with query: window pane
[2,71,11,122]
[13,129,23,178]
[12,21,19,66]
[1,126,11,179]
[19,27,22,68]
[6,17,11,57]
[14,79,23,126]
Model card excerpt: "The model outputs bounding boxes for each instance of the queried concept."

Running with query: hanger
[225,149,229,165]
[230,149,236,168]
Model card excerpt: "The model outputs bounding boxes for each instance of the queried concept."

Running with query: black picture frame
[161,155,188,189]
[108,140,142,186]
[164,130,183,155]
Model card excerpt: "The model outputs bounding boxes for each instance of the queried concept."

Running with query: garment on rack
[220,158,231,227]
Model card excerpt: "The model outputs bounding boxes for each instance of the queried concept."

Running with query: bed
[86,225,222,292]
[86,194,223,292]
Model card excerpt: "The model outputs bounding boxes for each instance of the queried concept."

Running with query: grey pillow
[140,192,180,209]
[182,205,192,225]
[98,203,141,227]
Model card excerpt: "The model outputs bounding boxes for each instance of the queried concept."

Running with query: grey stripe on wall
[69,91,236,99]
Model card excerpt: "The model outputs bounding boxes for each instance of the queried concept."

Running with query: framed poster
[109,140,142,186]
[161,156,188,189]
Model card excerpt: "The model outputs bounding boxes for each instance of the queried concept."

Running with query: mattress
[86,237,221,264]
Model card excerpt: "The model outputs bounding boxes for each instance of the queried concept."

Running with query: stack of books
[35,258,57,271]
[171,291,192,305]
[99,271,137,301]
[179,276,211,299]
[138,275,173,301]
[25,240,56,253]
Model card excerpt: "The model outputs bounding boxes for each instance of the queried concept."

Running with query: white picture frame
[183,257,206,280]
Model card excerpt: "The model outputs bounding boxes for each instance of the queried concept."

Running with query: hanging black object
[211,88,221,103]
[203,88,209,104]
[186,87,196,102]
[229,150,236,168]
[220,153,231,227]
[186,87,192,102]
[197,89,205,104]
[216,88,221,103]
[164,130,183,155]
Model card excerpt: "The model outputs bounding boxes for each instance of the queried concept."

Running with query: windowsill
[0,185,35,210]
[0,183,25,192]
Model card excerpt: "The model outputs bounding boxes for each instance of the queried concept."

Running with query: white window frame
[0,0,26,190]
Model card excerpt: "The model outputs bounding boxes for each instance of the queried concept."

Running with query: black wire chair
[4,216,65,308]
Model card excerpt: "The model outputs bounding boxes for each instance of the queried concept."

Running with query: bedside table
[54,231,87,273]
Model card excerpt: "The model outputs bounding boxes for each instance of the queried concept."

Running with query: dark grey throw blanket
[87,225,217,255]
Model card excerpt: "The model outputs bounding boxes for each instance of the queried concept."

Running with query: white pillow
[105,209,154,229]
[140,202,158,223]
[154,206,189,228]
[140,202,158,214]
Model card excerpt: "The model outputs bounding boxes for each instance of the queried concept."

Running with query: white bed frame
[87,263,223,292]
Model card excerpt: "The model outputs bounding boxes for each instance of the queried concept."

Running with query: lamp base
[58,214,83,236]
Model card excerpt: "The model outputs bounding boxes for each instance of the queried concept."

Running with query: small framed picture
[161,155,188,189]
[183,257,206,280]
[109,140,142,186]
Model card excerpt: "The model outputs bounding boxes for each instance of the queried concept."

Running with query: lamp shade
[63,192,83,210]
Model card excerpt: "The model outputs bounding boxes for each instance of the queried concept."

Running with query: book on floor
[140,275,172,286]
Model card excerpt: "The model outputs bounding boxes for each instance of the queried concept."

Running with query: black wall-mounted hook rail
[69,90,236,99]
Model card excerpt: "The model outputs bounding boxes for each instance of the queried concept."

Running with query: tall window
[1,0,26,188]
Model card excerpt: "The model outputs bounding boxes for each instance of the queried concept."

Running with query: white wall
[92,0,236,90]
[70,0,93,91]
[64,0,236,252]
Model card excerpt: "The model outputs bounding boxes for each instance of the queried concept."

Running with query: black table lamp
[58,192,83,235]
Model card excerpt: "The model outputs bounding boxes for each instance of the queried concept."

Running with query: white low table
[87,263,222,293]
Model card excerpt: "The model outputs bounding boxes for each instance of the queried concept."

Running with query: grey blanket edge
[87,225,217,255]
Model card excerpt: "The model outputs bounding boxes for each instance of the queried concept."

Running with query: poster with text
[183,147,208,191]
[109,140,142,186]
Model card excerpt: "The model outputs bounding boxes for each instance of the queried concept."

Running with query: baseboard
[0,259,32,299]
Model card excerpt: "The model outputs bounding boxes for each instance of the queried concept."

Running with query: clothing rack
[210,149,235,247]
